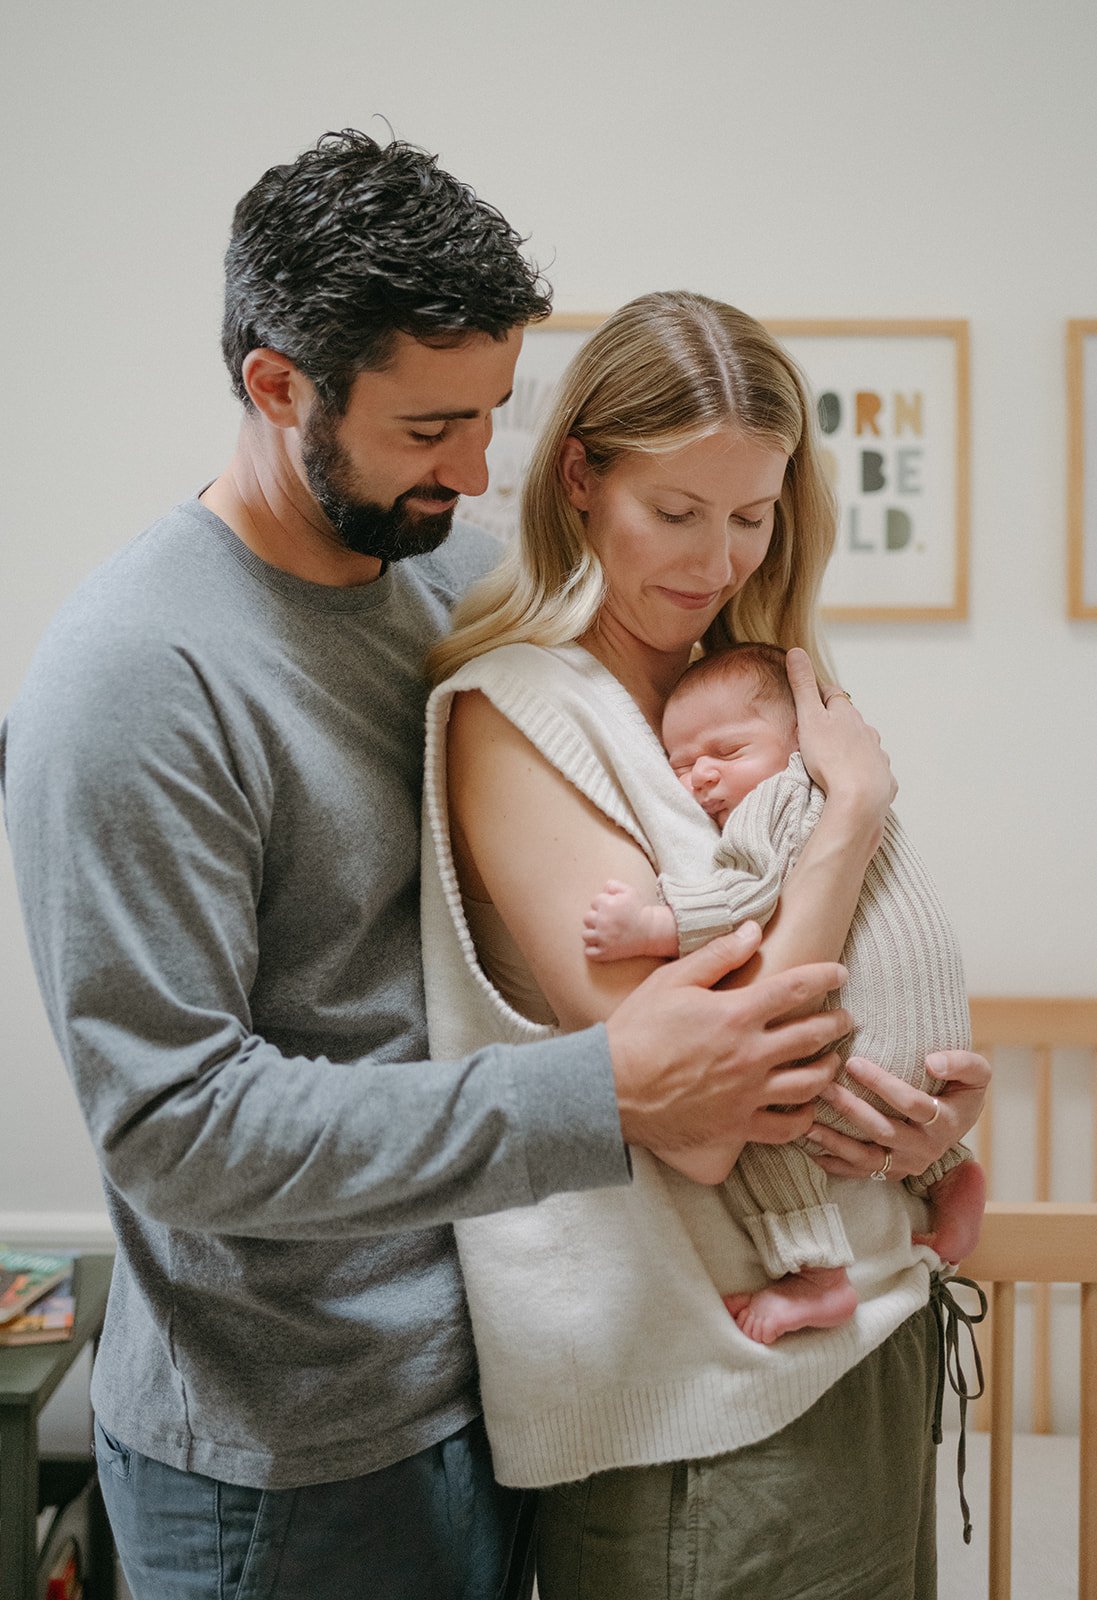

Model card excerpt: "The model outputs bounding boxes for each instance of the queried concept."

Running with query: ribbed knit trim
[742,1204,856,1277]
[905,1142,972,1197]
[665,882,754,954]
[484,1280,925,1488]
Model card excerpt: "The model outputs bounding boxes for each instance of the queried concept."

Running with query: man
[0,132,850,1598]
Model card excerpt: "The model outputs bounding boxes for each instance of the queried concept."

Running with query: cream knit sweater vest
[422,642,932,1489]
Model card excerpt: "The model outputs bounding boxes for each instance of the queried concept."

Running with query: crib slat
[989,1280,1016,1600]
[1034,1047,1054,1434]
[1080,1281,1097,1600]
[975,1047,994,1196]
[972,1056,994,1434]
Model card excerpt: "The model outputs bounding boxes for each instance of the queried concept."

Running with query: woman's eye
[735,514,765,530]
[656,508,693,524]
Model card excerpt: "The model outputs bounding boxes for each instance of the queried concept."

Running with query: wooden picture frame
[766,320,971,622]
[1067,319,1097,619]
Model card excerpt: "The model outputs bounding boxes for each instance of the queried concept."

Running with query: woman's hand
[804,1049,991,1182]
[786,648,897,838]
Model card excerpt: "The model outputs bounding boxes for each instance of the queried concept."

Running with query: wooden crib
[948,997,1097,1600]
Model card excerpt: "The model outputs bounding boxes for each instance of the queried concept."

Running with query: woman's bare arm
[447,689,665,1032]
[728,648,897,991]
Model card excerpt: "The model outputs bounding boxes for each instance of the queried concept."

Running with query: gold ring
[869,1150,893,1181]
[924,1100,941,1128]
[823,689,852,707]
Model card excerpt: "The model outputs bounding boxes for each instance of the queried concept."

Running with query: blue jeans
[94,1415,533,1600]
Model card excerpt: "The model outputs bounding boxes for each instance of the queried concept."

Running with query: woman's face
[560,428,789,658]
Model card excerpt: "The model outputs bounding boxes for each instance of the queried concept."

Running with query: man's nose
[436,422,491,497]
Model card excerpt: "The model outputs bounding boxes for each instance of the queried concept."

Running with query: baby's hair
[664,643,797,737]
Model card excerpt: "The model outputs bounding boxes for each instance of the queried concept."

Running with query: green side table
[0,1252,115,1600]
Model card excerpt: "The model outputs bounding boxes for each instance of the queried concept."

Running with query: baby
[584,643,986,1345]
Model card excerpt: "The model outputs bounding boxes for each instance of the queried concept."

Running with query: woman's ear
[241,349,313,430]
[558,435,593,511]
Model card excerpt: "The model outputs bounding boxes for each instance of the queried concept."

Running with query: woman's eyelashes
[652,504,767,530]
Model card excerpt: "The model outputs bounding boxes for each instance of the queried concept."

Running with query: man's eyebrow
[397,389,513,422]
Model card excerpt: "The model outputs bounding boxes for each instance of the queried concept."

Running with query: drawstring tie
[930,1271,988,1544]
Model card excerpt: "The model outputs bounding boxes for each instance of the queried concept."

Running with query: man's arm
[1,634,628,1241]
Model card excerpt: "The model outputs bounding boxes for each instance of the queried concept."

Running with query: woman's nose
[689,532,734,588]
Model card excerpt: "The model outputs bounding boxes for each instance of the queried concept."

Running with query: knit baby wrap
[661,752,971,1279]
[422,642,932,1488]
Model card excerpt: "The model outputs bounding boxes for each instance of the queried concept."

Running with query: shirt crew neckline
[181,496,396,614]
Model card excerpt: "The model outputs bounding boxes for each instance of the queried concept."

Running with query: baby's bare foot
[723,1266,858,1345]
[912,1158,987,1265]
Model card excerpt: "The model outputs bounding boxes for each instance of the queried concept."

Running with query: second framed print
[1068,320,1097,619]
[769,320,971,621]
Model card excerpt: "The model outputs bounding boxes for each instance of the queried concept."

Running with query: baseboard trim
[0,1211,115,1253]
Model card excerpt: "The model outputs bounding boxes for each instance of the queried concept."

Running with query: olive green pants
[536,1303,939,1600]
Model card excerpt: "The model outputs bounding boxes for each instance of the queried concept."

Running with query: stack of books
[0,1245,76,1346]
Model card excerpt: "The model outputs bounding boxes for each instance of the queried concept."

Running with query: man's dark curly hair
[221,129,553,413]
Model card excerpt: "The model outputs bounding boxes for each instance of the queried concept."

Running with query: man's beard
[301,404,457,564]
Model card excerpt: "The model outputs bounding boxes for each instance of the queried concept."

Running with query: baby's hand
[583,880,678,962]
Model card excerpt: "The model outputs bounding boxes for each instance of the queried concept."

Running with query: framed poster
[1067,320,1097,619]
[462,314,604,543]
[767,320,971,621]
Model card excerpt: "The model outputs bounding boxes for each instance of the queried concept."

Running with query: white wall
[3,0,1096,1236]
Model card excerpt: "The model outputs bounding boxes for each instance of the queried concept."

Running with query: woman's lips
[657,587,722,610]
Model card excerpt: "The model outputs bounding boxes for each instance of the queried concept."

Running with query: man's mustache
[400,484,460,505]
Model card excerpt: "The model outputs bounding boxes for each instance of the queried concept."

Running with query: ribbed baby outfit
[422,642,934,1489]
[661,752,972,1280]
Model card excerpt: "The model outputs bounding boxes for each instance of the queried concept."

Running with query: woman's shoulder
[438,640,594,696]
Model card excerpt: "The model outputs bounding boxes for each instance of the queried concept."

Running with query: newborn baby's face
[663,676,797,827]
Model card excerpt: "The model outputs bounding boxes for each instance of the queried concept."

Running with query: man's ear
[558,435,594,511]
[241,349,314,430]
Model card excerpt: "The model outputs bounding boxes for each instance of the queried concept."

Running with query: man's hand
[605,921,850,1168]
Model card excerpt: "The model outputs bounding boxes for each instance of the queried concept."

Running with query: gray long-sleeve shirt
[0,500,628,1488]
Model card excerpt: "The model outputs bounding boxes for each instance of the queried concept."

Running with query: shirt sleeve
[659,765,823,955]
[0,626,628,1243]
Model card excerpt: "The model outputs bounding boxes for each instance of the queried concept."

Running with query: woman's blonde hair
[430,290,836,683]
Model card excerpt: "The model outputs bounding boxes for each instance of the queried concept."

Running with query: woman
[423,292,988,1598]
